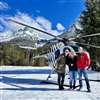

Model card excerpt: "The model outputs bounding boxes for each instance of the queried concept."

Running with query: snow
[0,66,100,100]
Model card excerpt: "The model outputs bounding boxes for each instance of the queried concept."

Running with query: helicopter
[5,19,100,59]
[5,19,100,82]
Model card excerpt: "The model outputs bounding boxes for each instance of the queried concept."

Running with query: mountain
[0,27,39,48]
[60,19,82,39]
[0,18,81,49]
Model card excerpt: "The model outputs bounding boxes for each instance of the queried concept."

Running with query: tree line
[77,0,100,66]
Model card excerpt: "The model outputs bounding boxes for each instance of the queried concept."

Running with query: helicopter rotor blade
[74,41,100,49]
[6,19,61,39]
[5,19,100,47]
[69,33,100,41]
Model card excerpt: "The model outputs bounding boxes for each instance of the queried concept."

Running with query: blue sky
[0,0,85,38]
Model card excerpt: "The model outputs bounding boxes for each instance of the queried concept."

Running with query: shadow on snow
[0,76,59,91]
[0,69,52,74]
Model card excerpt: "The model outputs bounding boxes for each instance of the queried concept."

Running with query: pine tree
[79,0,100,63]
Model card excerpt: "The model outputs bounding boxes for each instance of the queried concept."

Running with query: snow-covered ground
[0,66,100,100]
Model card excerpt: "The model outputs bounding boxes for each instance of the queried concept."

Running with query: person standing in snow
[65,51,78,90]
[55,48,68,90]
[77,47,91,92]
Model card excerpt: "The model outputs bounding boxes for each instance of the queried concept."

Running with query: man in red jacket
[77,47,91,92]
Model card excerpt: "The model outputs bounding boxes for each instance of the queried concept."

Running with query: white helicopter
[4,19,100,85]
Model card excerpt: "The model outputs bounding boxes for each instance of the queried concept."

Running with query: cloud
[0,16,19,32]
[0,24,4,32]
[36,16,52,31]
[0,1,9,10]
[0,12,64,39]
[0,31,13,41]
[35,16,64,38]
[56,23,65,31]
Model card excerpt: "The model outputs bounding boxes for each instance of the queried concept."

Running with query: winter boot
[87,88,91,92]
[61,84,64,90]
[72,85,76,89]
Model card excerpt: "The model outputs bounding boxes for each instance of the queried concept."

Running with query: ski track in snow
[0,66,100,100]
